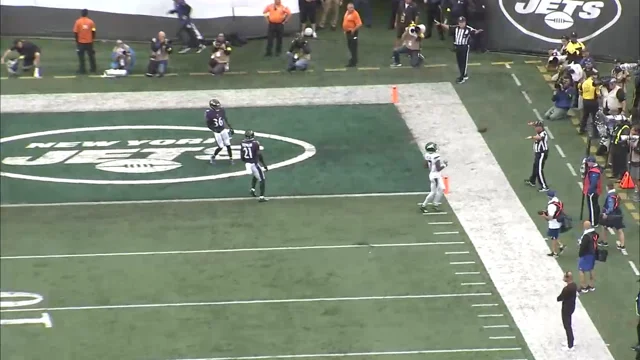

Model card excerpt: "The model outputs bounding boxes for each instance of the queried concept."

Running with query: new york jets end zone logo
[0,125,316,185]
[499,0,622,43]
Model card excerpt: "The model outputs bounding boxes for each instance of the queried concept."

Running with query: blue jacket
[169,1,192,25]
[603,191,622,215]
[587,170,600,196]
[552,87,575,109]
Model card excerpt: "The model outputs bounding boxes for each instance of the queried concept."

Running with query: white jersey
[424,152,446,179]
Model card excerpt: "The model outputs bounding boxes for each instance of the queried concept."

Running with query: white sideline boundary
[0,292,493,313]
[396,84,613,360]
[0,192,425,208]
[0,84,613,360]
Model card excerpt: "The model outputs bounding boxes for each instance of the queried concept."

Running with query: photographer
[547,36,569,69]
[390,22,425,68]
[286,33,311,72]
[145,31,173,78]
[209,34,232,76]
[103,40,136,78]
[612,60,630,87]
[0,39,41,78]
[603,78,627,116]
[544,77,575,121]
[565,32,585,64]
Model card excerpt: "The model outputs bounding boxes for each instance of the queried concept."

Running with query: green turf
[0,196,531,360]
[0,105,427,204]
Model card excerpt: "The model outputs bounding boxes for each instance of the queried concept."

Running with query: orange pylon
[391,86,398,104]
[620,171,635,189]
[443,176,450,194]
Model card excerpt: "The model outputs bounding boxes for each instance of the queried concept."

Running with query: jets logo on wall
[499,0,622,43]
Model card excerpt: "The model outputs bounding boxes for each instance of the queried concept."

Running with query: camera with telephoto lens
[407,23,426,38]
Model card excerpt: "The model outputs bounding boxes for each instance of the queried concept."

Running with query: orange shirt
[73,17,96,44]
[343,10,362,32]
[263,4,290,24]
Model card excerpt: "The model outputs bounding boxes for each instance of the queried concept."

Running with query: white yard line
[0,292,493,313]
[566,163,577,177]
[472,304,499,307]
[532,108,544,122]
[629,261,640,276]
[511,74,522,87]
[0,192,425,208]
[521,91,532,104]
[490,336,516,340]
[461,283,486,286]
[429,222,454,225]
[434,231,459,235]
[0,242,464,261]
[159,347,523,360]
[505,64,512,69]
[450,261,476,265]
[455,272,481,275]
[554,144,566,158]
[484,325,510,329]
[423,212,448,215]
[478,314,504,318]
[445,251,470,255]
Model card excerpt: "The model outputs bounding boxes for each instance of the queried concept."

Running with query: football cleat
[258,196,268,203]
[209,98,222,109]
[250,188,257,197]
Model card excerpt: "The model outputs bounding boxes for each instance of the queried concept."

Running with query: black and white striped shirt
[452,26,476,46]
[534,131,549,153]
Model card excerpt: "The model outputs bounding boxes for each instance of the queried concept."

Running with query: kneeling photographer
[286,33,311,72]
[104,40,135,78]
[544,77,575,121]
[145,31,173,77]
[209,33,232,76]
[391,22,425,68]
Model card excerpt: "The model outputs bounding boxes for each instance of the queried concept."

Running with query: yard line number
[0,291,52,328]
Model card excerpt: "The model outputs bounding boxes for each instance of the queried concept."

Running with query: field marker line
[532,108,543,122]
[554,144,566,158]
[629,261,640,276]
[0,292,493,313]
[472,304,499,307]
[456,272,481,275]
[461,282,486,286]
[434,231,460,235]
[521,91,532,104]
[450,261,476,265]
[478,314,504,318]
[445,251,470,255]
[545,126,555,139]
[423,212,448,215]
[504,63,512,69]
[484,325,510,328]
[0,192,426,208]
[566,163,577,177]
[490,336,516,340]
[0,242,465,260]
[429,222,454,225]
[511,74,521,86]
[160,347,523,360]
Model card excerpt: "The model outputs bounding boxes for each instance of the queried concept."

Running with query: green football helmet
[425,142,438,153]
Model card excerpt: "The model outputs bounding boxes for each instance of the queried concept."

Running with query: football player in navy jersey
[205,99,234,164]
[241,130,269,202]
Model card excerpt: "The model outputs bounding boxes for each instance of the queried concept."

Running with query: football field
[0,84,613,360]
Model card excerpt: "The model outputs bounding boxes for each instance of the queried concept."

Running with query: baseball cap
[458,16,466,22]
[586,156,596,163]
[570,31,578,38]
[546,190,556,198]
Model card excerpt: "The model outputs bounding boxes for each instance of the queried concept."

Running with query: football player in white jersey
[419,142,448,213]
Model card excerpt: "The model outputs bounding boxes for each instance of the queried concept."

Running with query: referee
[557,271,577,350]
[525,120,550,192]
[435,16,482,84]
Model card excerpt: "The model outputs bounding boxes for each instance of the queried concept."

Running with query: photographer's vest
[211,42,231,64]
[152,41,170,61]
[613,123,630,145]
[402,29,421,51]
[581,77,598,101]
[582,166,602,196]
[603,86,622,115]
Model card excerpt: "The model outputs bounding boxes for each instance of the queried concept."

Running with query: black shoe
[598,241,609,247]
[547,252,557,257]
[617,244,626,250]
[525,180,536,187]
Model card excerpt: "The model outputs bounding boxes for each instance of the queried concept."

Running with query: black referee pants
[562,310,575,348]
[529,151,549,190]
[76,42,96,73]
[455,44,469,79]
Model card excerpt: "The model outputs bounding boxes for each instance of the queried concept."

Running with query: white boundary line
[455,272,480,275]
[472,303,499,307]
[0,292,493,313]
[429,222,454,225]
[484,325,510,329]
[159,347,524,360]
[445,251,470,255]
[450,261,476,265]
[0,242,464,260]
[461,282,486,286]
[0,192,425,208]
[478,314,504,318]
[490,336,516,340]
[434,231,460,235]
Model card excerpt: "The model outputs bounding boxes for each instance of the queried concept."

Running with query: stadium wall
[0,0,301,41]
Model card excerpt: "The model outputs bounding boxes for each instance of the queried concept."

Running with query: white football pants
[422,177,444,206]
